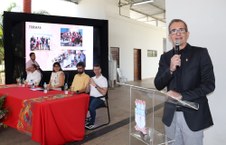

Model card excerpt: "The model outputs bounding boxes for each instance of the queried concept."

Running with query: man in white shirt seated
[85,64,108,130]
[25,64,42,86]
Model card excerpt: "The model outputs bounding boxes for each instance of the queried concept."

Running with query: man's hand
[170,55,181,72]
[166,90,182,100]
[90,78,97,87]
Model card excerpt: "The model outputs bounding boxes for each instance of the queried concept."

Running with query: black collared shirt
[173,44,189,92]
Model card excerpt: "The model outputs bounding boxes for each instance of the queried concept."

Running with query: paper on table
[30,87,44,91]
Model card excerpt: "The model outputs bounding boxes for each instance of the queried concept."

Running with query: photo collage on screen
[30,35,51,51]
[52,49,86,69]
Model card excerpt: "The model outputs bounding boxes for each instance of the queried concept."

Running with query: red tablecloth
[1,85,89,145]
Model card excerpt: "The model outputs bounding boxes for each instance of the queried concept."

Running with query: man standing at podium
[154,19,215,145]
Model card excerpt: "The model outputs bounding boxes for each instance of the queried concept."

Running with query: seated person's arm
[70,76,90,93]
[34,72,42,86]
[56,73,65,88]
[85,79,91,93]
[79,77,90,93]
[96,86,108,96]
[90,78,108,96]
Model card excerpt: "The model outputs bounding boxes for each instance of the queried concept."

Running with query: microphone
[174,39,180,69]
[174,39,180,55]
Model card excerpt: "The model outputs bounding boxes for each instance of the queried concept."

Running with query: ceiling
[118,0,166,27]
[65,0,166,28]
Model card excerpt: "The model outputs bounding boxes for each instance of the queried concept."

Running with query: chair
[88,94,110,130]
[38,73,45,87]
[116,68,127,83]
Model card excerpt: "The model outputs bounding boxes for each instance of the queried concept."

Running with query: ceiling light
[133,0,154,6]
[64,0,79,4]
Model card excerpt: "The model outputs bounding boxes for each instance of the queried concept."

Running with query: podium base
[130,129,174,145]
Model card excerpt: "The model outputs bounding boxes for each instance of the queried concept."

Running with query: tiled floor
[0,78,168,145]
[76,78,167,145]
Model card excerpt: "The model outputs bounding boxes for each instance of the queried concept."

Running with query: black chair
[38,73,45,87]
[88,94,110,130]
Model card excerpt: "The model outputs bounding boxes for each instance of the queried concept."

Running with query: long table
[1,85,89,145]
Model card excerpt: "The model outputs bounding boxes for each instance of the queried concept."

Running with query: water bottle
[18,77,21,86]
[43,82,47,93]
[64,83,68,94]
[31,80,35,89]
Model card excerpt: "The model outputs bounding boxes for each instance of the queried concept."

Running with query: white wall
[108,15,165,80]
[32,0,106,19]
[166,0,226,144]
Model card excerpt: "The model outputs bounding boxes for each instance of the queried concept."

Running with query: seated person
[70,62,90,93]
[25,64,42,86]
[47,62,65,90]
[85,64,108,130]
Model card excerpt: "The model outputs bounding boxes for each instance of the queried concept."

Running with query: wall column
[23,0,31,13]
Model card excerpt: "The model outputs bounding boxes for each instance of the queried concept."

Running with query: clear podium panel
[129,87,174,145]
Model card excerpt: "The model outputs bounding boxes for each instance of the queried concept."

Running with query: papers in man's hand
[167,98,199,110]
[30,87,44,91]
[179,100,199,110]
[162,92,199,110]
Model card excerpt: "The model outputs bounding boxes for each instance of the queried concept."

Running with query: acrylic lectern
[122,83,198,145]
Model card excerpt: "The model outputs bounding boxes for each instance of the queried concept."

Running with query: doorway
[110,47,120,85]
[110,47,120,68]
[134,49,141,81]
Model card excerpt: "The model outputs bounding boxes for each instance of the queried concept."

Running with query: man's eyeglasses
[169,28,187,35]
